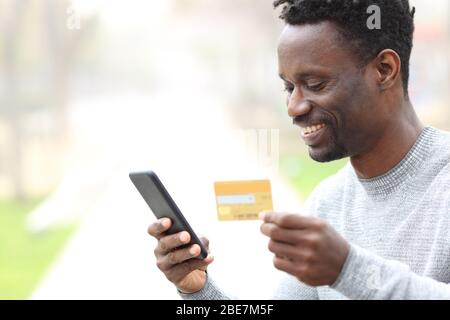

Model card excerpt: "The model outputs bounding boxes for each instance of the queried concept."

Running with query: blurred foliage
[0,0,100,200]
[280,154,348,199]
[0,198,76,299]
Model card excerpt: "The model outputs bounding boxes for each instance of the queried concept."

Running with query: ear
[375,49,402,91]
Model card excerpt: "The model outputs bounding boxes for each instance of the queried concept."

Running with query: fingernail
[161,218,170,227]
[259,211,266,220]
[189,245,198,256]
[179,232,189,243]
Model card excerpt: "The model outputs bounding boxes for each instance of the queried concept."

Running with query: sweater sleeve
[331,244,450,300]
[272,273,319,300]
[177,273,232,300]
[178,272,320,300]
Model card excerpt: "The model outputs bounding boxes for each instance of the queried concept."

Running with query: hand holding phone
[130,171,214,293]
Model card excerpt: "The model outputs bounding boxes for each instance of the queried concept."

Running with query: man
[148,0,450,299]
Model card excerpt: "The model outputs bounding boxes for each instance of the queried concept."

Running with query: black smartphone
[129,170,208,260]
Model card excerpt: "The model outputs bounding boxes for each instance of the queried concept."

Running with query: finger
[156,231,191,255]
[260,222,307,244]
[167,254,214,283]
[272,255,299,276]
[196,239,212,272]
[260,212,318,229]
[267,239,304,260]
[158,244,203,270]
[148,218,172,239]
[199,236,210,250]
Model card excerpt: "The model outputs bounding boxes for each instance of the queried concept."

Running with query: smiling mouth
[301,123,326,136]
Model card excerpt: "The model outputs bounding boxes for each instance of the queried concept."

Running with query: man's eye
[284,86,294,93]
[305,82,326,92]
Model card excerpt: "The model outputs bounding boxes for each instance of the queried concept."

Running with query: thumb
[199,236,210,251]
[198,254,214,271]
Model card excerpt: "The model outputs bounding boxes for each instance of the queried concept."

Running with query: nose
[287,87,312,118]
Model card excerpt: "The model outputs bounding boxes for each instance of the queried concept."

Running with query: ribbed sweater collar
[353,127,438,198]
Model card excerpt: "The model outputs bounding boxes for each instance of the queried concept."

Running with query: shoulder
[426,128,450,186]
[429,127,450,160]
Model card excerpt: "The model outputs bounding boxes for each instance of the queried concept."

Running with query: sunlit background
[1,0,449,299]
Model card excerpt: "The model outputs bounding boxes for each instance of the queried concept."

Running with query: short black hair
[273,0,415,94]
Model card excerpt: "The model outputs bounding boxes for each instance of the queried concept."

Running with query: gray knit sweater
[180,127,450,300]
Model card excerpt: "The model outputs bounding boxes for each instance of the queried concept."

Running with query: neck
[350,101,424,179]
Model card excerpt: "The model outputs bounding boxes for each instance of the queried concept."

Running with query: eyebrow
[278,72,318,83]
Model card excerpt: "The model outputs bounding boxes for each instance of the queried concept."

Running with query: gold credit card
[214,180,273,221]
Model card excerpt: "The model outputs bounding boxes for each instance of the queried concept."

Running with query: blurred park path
[30,91,305,299]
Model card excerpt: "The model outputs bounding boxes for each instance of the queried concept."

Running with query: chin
[309,145,348,163]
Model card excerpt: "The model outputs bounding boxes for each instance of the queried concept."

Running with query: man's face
[278,22,384,162]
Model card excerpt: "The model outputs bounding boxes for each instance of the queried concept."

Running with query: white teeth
[303,123,325,135]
